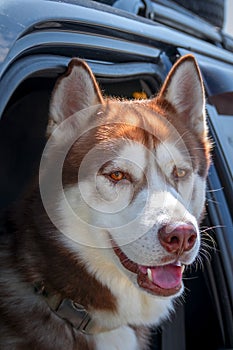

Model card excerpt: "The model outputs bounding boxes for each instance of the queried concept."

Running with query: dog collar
[34,281,108,334]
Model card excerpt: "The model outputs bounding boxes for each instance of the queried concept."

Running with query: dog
[0,54,211,349]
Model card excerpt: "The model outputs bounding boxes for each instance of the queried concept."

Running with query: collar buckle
[34,281,110,334]
[34,282,92,334]
[56,299,92,334]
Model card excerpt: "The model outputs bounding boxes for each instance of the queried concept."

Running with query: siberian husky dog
[0,54,210,349]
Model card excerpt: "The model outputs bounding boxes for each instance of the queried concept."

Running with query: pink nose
[158,223,197,254]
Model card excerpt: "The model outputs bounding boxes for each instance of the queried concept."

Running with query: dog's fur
[0,55,211,349]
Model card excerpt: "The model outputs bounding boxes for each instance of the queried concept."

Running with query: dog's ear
[157,55,206,136]
[48,59,104,135]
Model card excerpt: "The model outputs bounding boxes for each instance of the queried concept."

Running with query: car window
[208,107,233,179]
[209,92,233,115]
[207,92,233,179]
[199,63,233,180]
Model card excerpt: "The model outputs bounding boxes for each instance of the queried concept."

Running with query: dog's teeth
[147,268,153,282]
[181,265,185,273]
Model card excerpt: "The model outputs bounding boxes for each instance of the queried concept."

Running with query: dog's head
[40,55,210,326]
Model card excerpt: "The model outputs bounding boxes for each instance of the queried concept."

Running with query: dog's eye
[109,171,125,181]
[172,166,187,179]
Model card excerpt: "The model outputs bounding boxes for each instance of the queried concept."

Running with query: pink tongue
[141,265,182,289]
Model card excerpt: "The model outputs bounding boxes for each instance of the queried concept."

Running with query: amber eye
[173,166,187,179]
[109,171,125,181]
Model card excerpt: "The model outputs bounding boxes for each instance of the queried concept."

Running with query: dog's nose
[158,223,197,254]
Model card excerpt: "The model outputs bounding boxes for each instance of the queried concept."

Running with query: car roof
[1,0,233,79]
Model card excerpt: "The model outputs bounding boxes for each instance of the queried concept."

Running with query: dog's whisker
[206,198,221,205]
[206,187,223,193]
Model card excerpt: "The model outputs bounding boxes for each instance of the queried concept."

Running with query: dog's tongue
[149,265,182,289]
[138,264,183,295]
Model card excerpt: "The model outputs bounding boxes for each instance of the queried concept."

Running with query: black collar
[34,281,110,334]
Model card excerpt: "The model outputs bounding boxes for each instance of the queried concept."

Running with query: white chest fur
[93,326,139,350]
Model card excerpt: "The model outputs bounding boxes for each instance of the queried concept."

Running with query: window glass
[201,64,233,179]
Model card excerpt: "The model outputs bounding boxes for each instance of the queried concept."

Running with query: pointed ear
[158,54,206,136]
[48,59,104,134]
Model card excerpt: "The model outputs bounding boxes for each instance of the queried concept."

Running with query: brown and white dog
[0,55,211,349]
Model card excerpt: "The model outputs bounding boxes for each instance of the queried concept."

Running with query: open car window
[207,93,233,180]
[196,57,233,198]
